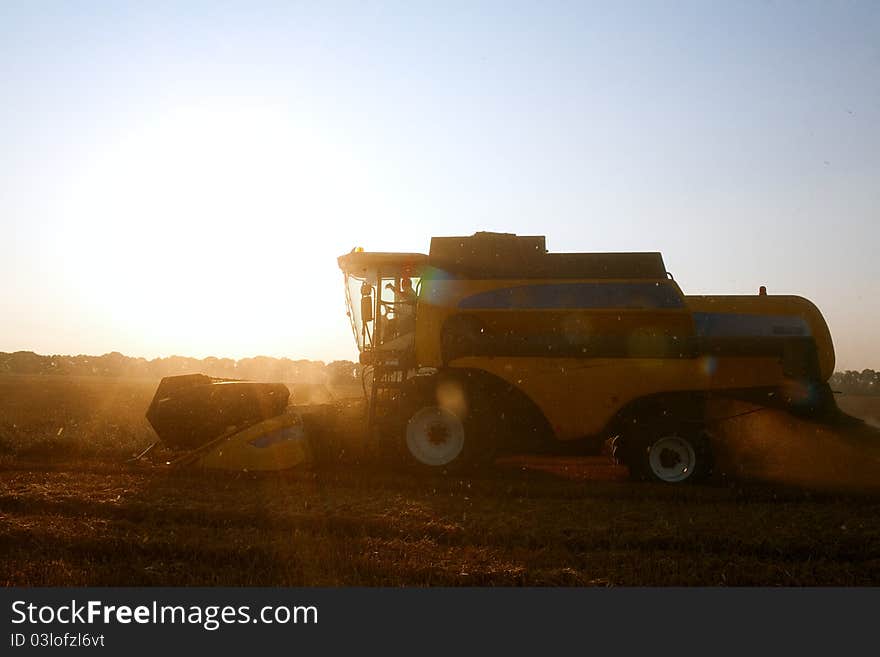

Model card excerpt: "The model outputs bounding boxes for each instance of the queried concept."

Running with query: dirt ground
[2,374,880,586]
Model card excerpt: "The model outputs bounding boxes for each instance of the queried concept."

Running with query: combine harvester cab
[145,373,311,471]
[338,232,840,484]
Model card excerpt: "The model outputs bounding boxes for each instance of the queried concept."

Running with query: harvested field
[2,375,880,586]
[838,394,880,429]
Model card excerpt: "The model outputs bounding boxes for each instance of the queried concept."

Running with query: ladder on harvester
[367,357,411,445]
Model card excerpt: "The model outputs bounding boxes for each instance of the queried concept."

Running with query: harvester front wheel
[405,406,467,467]
[621,425,713,484]
[398,393,496,470]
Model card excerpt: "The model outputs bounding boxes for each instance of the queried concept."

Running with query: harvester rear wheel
[621,424,713,484]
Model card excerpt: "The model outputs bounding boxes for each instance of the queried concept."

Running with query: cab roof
[337,251,428,276]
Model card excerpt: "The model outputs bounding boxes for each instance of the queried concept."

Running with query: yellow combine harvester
[146,231,838,484]
[337,232,836,483]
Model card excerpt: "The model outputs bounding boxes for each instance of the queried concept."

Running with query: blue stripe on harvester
[458,282,684,310]
[692,312,810,338]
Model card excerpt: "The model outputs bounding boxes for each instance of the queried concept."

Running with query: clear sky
[1,1,878,369]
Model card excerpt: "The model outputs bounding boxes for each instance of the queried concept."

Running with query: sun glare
[50,104,376,360]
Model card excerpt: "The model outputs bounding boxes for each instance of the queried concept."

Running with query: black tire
[619,423,713,484]
[394,376,498,471]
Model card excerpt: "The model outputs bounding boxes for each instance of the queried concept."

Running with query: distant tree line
[829,370,880,396]
[2,351,877,395]
[0,351,361,385]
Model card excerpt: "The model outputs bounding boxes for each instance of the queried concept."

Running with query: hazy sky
[1,1,878,369]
